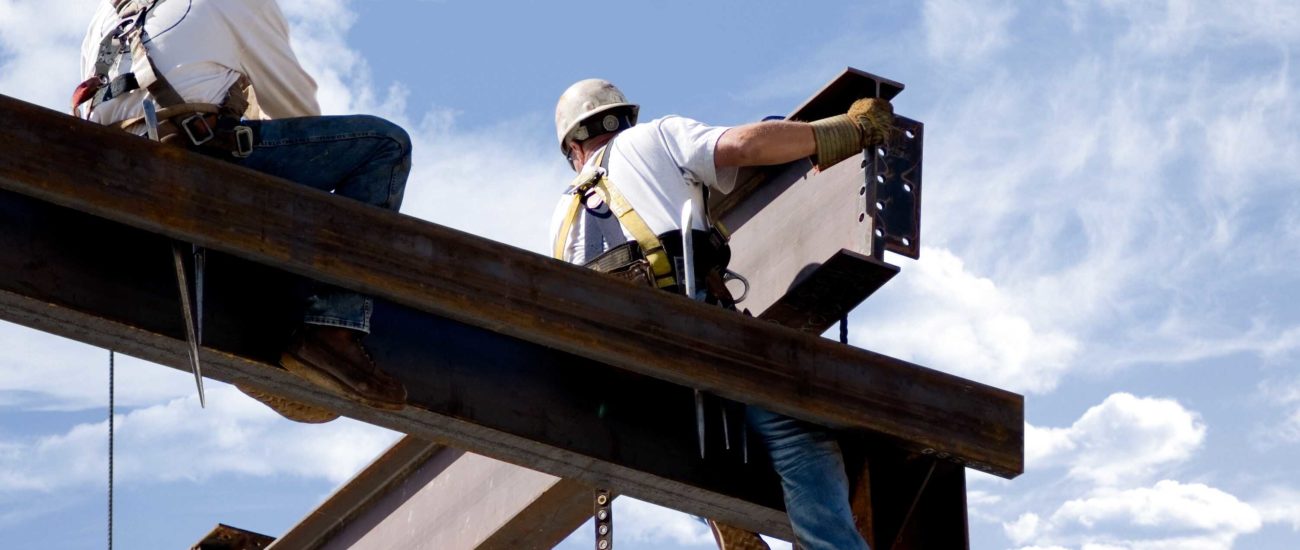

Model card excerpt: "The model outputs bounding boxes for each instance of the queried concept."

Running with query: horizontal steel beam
[0,94,1023,478]
[0,190,791,536]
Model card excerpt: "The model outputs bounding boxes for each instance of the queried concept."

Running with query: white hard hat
[555,79,639,157]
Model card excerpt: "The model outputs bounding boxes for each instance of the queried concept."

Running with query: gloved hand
[848,97,893,145]
[810,97,894,169]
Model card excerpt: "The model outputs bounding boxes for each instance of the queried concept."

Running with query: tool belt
[156,112,256,159]
[584,229,736,306]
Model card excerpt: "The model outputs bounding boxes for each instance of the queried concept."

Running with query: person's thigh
[238,115,410,208]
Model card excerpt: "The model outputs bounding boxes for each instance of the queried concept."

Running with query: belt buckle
[232,126,254,158]
[180,113,215,147]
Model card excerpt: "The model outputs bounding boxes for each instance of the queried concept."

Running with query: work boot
[279,325,407,411]
[237,385,340,424]
[708,520,771,550]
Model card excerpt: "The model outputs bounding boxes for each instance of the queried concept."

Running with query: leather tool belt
[584,229,736,307]
[157,112,255,159]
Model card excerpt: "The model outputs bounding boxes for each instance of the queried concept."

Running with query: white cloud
[1066,0,1300,55]
[1006,512,1043,545]
[615,499,714,547]
[853,247,1080,394]
[1258,376,1300,445]
[1252,487,1300,532]
[1050,481,1262,548]
[1027,393,1205,485]
[922,0,1016,65]
[0,321,196,411]
[1054,481,1260,532]
[0,383,399,492]
[1004,481,1262,550]
[0,0,99,110]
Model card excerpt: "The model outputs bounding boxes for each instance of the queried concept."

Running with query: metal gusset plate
[865,116,924,259]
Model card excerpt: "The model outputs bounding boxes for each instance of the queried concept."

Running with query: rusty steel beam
[0,189,792,537]
[0,94,1023,478]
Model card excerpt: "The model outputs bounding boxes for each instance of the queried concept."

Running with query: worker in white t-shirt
[77,0,412,423]
[549,79,891,550]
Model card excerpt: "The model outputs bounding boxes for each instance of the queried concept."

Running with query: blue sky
[2,0,1300,548]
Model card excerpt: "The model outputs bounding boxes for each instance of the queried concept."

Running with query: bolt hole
[876,147,886,157]
[874,228,884,238]
[905,130,915,139]
[876,174,885,184]
[858,213,866,223]
[902,237,911,246]
[859,186,866,196]
[903,183,912,193]
[860,158,869,169]
[875,201,885,211]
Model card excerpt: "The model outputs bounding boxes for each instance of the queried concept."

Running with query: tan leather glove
[810,97,894,169]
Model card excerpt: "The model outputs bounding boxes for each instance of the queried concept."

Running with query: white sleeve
[223,0,320,118]
[655,116,738,194]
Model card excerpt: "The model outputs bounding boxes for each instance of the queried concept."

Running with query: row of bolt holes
[857,146,914,247]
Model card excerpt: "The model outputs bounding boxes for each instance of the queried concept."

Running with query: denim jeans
[748,406,871,550]
[235,115,412,333]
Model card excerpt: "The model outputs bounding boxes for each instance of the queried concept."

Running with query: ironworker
[549,79,891,550]
[75,0,410,422]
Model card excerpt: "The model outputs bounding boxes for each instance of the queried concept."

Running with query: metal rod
[172,243,206,407]
[890,459,938,549]
[681,200,706,460]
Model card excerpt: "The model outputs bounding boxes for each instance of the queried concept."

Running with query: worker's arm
[715,98,894,170]
[713,121,816,168]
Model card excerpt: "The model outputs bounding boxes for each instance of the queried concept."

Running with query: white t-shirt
[549,115,739,264]
[80,0,319,129]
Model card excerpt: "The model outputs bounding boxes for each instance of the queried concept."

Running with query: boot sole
[280,352,406,411]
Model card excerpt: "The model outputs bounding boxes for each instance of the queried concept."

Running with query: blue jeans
[748,406,870,550]
[235,115,412,333]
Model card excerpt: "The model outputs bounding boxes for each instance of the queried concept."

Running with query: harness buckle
[179,113,215,147]
[232,126,254,158]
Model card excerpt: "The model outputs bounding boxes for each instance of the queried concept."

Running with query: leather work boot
[279,326,407,411]
[708,520,771,550]
[237,385,339,424]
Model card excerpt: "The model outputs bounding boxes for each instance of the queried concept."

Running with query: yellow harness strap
[553,146,677,289]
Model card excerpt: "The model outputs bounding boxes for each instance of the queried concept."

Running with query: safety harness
[71,0,255,158]
[553,144,735,302]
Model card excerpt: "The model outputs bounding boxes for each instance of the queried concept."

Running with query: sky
[1,0,1299,548]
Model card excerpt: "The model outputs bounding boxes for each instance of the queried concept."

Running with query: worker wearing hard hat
[549,79,891,550]
[76,0,411,422]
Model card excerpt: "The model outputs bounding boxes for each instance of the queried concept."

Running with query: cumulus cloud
[852,247,1079,394]
[1054,481,1260,533]
[0,321,198,411]
[1252,487,1300,532]
[1027,393,1205,485]
[991,393,1281,549]
[0,0,99,110]
[1005,481,1262,549]
[614,499,714,547]
[0,383,399,492]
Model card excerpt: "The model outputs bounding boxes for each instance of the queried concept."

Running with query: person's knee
[355,115,412,157]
